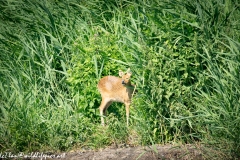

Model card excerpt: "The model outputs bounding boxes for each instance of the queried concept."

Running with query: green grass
[0,0,240,158]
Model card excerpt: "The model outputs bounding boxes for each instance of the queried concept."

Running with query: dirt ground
[55,144,204,160]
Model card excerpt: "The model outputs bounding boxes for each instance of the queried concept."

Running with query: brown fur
[98,70,135,126]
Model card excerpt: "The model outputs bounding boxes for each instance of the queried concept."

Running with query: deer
[97,69,136,126]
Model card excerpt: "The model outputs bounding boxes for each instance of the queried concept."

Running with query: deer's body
[98,70,134,126]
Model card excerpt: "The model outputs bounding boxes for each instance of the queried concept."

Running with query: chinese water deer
[98,69,136,126]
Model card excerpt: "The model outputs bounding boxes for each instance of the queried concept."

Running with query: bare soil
[55,144,205,160]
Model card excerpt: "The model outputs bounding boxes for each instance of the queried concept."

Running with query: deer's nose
[122,80,125,84]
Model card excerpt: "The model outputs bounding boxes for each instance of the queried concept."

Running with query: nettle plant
[67,26,128,120]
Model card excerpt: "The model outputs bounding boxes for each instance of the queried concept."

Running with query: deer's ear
[119,70,124,77]
[126,68,132,76]
[127,72,132,77]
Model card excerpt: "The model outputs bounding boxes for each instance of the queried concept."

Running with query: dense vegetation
[0,0,239,158]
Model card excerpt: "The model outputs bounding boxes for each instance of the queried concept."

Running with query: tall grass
[194,38,240,157]
[0,0,94,151]
[0,0,240,158]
